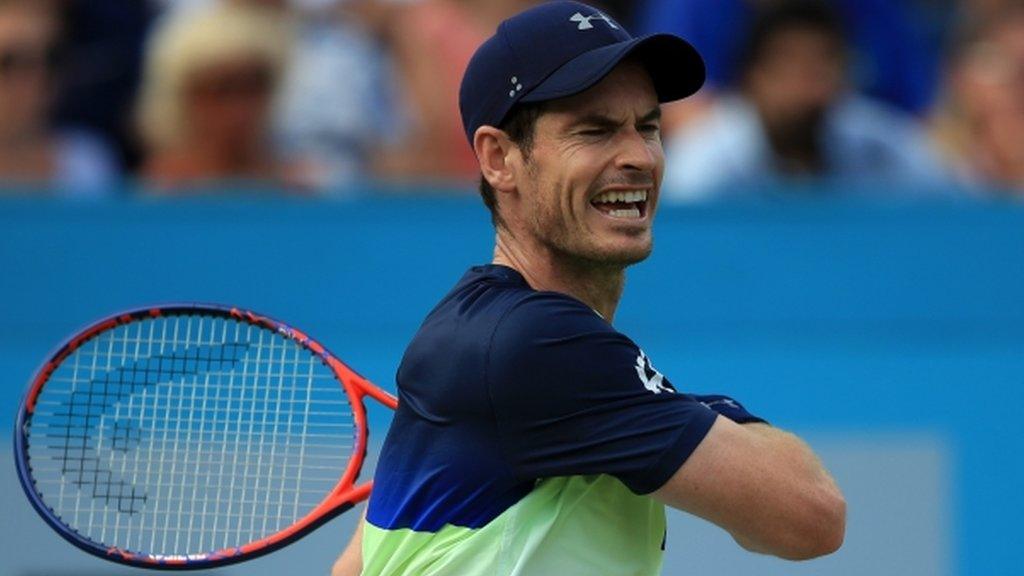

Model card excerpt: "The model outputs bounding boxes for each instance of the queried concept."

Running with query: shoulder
[403,268,605,373]
[487,289,628,370]
[828,96,947,181]
[486,290,656,407]
[397,266,561,396]
[662,96,769,200]
[494,289,608,339]
[830,96,923,138]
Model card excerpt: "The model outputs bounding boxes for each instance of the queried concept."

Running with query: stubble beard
[528,192,653,274]
[520,155,655,274]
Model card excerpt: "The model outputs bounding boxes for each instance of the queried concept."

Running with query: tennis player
[335,2,845,574]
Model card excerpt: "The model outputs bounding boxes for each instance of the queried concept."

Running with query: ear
[474,126,517,193]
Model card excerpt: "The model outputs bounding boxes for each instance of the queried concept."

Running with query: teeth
[592,190,649,204]
[608,207,642,219]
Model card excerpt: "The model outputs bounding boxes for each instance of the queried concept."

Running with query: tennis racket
[14,304,397,569]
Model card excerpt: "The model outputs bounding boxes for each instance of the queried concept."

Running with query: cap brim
[520,33,705,104]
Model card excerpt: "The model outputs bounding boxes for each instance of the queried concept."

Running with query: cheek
[0,78,50,106]
[560,150,602,195]
[649,139,665,178]
[525,142,613,228]
[557,160,597,224]
[524,155,572,216]
[190,97,269,134]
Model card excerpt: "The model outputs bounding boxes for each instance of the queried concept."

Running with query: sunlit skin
[475,62,664,321]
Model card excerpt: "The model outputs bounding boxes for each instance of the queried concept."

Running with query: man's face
[746,26,844,131]
[0,4,57,137]
[508,62,663,268]
[184,57,275,149]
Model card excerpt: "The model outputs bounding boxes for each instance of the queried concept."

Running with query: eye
[639,123,660,134]
[578,127,611,137]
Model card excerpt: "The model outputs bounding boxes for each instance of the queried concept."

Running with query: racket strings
[25,313,356,557]
[44,340,250,514]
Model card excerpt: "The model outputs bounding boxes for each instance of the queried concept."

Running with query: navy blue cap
[458,1,705,145]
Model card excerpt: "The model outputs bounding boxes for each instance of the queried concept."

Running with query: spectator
[931,5,1024,194]
[635,0,939,136]
[51,0,158,173]
[959,0,1024,23]
[273,0,400,191]
[0,0,119,196]
[372,0,539,183]
[661,1,947,201]
[136,3,298,190]
[154,0,398,192]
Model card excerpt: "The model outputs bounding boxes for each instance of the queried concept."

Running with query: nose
[615,128,660,174]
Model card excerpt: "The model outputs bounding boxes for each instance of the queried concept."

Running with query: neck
[492,229,626,322]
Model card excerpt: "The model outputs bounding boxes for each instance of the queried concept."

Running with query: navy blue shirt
[367,265,721,532]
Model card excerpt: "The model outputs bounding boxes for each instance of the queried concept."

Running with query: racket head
[14,304,394,569]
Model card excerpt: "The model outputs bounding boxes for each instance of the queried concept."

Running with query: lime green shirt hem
[363,475,667,576]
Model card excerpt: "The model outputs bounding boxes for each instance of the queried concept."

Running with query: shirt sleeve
[485,293,719,495]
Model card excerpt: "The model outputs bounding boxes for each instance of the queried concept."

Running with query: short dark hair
[478,102,546,229]
[739,1,847,73]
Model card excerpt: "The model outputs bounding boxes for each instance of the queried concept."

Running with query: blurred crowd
[0,0,1021,200]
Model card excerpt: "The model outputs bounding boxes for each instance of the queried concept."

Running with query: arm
[485,297,844,559]
[652,418,846,560]
[331,511,364,576]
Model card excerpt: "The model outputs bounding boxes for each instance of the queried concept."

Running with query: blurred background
[1,0,1022,575]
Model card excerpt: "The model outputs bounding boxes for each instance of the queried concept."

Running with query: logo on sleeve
[699,397,740,411]
[635,350,673,394]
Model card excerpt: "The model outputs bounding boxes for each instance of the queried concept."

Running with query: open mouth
[590,189,649,220]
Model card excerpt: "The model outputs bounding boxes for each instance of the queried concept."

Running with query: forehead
[541,62,659,122]
[761,26,842,56]
[0,3,56,34]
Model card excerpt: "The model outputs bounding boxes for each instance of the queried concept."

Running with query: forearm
[654,417,845,560]
[742,422,833,480]
[730,423,845,558]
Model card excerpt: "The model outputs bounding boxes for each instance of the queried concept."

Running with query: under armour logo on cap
[569,11,618,30]
[458,1,706,145]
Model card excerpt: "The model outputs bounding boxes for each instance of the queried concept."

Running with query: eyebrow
[571,106,663,129]
[639,107,662,124]
[572,113,620,129]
